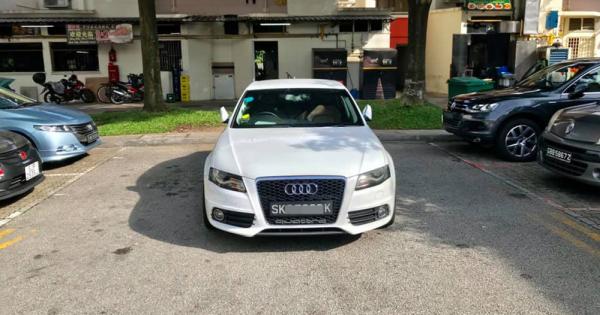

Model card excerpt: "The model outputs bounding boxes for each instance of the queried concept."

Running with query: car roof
[245,79,347,91]
[557,57,600,65]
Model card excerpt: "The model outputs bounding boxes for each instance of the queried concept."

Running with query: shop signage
[466,0,512,10]
[67,24,133,44]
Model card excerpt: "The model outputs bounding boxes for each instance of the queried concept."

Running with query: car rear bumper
[203,175,396,237]
[0,147,45,201]
[538,132,600,186]
[443,111,495,144]
[0,174,44,201]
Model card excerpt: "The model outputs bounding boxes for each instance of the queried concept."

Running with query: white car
[203,79,396,236]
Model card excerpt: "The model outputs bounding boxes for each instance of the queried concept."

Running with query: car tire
[495,118,541,162]
[201,184,215,231]
[81,89,96,103]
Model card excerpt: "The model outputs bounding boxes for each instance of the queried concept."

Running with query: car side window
[567,68,600,93]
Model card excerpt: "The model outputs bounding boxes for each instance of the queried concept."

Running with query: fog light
[212,208,225,222]
[57,144,78,152]
[593,168,600,181]
[376,205,389,219]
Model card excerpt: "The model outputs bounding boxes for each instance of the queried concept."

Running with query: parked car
[443,58,600,161]
[0,87,100,163]
[203,79,396,237]
[538,103,600,186]
[0,131,44,201]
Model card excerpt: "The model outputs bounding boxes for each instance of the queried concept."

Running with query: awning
[0,16,185,24]
[186,15,392,22]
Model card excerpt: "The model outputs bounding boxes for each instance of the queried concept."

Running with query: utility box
[312,48,348,86]
[361,49,397,99]
[447,76,494,99]
[212,63,235,100]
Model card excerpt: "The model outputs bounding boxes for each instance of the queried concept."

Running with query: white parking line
[45,173,84,177]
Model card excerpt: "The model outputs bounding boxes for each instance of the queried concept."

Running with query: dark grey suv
[443,58,600,161]
[538,103,600,186]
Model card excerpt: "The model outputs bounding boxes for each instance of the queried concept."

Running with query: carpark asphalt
[0,135,599,314]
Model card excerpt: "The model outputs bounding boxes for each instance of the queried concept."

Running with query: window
[568,18,595,31]
[370,20,383,31]
[252,23,287,33]
[157,23,181,35]
[339,22,353,32]
[338,20,384,33]
[50,42,99,71]
[518,63,594,91]
[569,68,600,93]
[354,20,369,32]
[0,43,44,72]
[232,89,363,128]
[567,37,594,58]
[159,41,182,71]
[47,23,67,35]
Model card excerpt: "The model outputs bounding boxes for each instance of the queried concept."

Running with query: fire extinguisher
[108,62,120,83]
[109,47,117,62]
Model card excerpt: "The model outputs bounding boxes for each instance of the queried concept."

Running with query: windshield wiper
[21,101,41,107]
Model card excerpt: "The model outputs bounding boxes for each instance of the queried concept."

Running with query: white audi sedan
[203,79,396,236]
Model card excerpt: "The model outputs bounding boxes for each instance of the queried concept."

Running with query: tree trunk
[404,0,432,101]
[138,0,166,112]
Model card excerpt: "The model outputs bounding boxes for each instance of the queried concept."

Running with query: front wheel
[96,85,111,103]
[43,92,61,104]
[110,91,126,104]
[80,89,96,103]
[495,118,540,162]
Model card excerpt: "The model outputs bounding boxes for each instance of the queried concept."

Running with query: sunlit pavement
[0,141,598,314]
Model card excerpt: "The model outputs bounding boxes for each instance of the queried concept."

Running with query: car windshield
[0,87,40,109]
[517,63,594,90]
[232,88,364,128]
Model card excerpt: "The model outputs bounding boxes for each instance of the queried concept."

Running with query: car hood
[550,103,600,144]
[0,130,28,153]
[453,87,542,104]
[4,104,92,124]
[211,127,388,179]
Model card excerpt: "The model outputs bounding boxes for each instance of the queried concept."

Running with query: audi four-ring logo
[284,183,318,195]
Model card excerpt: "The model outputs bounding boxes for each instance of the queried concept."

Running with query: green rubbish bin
[447,77,494,100]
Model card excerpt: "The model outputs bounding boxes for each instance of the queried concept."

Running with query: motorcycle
[107,73,144,104]
[32,72,96,104]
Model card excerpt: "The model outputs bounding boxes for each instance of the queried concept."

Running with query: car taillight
[0,168,4,179]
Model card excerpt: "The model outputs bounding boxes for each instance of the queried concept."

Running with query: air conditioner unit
[546,47,571,65]
[44,0,70,9]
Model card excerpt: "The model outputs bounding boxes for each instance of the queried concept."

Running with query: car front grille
[256,177,345,225]
[444,117,461,128]
[69,122,98,145]
[258,227,346,235]
[348,208,379,225]
[541,140,593,176]
[8,174,26,190]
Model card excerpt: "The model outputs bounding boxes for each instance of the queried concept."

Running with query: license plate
[270,201,333,217]
[86,132,98,143]
[25,162,40,181]
[546,146,572,163]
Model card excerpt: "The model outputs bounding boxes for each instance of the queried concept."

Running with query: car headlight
[466,103,499,113]
[208,167,246,192]
[356,165,390,190]
[546,109,565,132]
[34,125,71,132]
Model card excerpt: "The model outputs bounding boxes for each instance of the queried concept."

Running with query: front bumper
[203,175,396,237]
[0,148,45,201]
[443,110,495,144]
[538,132,600,187]
[34,131,101,163]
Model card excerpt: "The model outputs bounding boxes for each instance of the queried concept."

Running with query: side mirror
[569,83,588,99]
[362,104,373,121]
[219,106,230,123]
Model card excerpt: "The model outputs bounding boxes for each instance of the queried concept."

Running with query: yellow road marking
[528,213,600,258]
[550,212,600,242]
[0,235,24,250]
[0,229,15,239]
